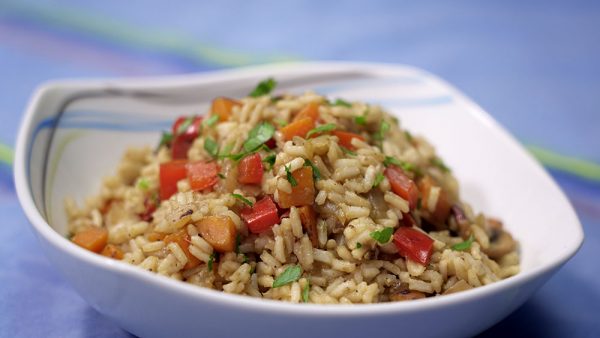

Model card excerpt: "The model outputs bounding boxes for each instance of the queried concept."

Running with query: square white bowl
[14,62,583,338]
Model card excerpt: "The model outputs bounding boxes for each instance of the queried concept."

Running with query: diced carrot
[211,97,241,122]
[418,176,451,226]
[72,227,108,253]
[294,102,320,122]
[186,161,220,191]
[279,117,315,141]
[297,205,318,247]
[332,130,365,150]
[146,231,167,242]
[164,228,201,270]
[277,166,315,208]
[195,216,237,253]
[101,244,124,260]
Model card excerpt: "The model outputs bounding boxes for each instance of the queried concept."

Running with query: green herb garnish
[304,159,321,180]
[382,156,418,173]
[231,193,253,207]
[157,131,173,149]
[272,265,302,288]
[243,122,276,152]
[373,120,390,141]
[235,234,242,254]
[331,98,352,108]
[285,165,298,187]
[340,146,356,156]
[249,78,277,97]
[241,254,248,264]
[176,116,195,135]
[263,154,276,170]
[217,173,226,179]
[431,157,451,173]
[404,130,413,142]
[369,227,394,244]
[373,173,385,187]
[302,281,310,303]
[355,109,368,125]
[274,118,288,127]
[137,178,149,190]
[356,242,363,249]
[203,114,219,128]
[208,253,216,272]
[204,137,219,158]
[452,235,474,251]
[306,123,336,138]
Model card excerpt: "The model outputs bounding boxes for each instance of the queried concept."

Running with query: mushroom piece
[483,218,516,259]
[388,281,427,301]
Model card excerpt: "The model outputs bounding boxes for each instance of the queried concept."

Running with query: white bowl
[14,62,583,338]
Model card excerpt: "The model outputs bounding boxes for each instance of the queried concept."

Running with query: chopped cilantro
[263,154,276,170]
[356,242,363,249]
[355,109,368,125]
[204,137,219,158]
[157,131,173,149]
[285,165,298,187]
[203,114,219,128]
[369,227,394,244]
[302,281,310,303]
[249,78,277,97]
[331,98,352,107]
[241,254,248,264]
[340,146,356,156]
[306,123,337,138]
[243,122,275,152]
[137,178,149,190]
[304,159,321,180]
[274,118,288,127]
[373,173,385,187]
[383,156,418,173]
[231,193,253,207]
[272,265,302,288]
[452,235,474,251]
[373,120,390,141]
[431,157,451,173]
[208,253,216,272]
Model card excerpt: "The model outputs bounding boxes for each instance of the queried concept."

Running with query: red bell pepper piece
[171,115,203,160]
[159,160,188,200]
[240,196,280,234]
[393,227,434,265]
[238,153,264,185]
[385,166,419,210]
[186,161,219,191]
[332,130,364,150]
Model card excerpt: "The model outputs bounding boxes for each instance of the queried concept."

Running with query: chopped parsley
[243,122,275,152]
[452,235,474,251]
[217,173,226,179]
[137,178,149,190]
[231,193,253,207]
[241,254,249,264]
[203,137,219,158]
[249,78,277,97]
[304,159,321,180]
[369,227,394,244]
[373,173,385,187]
[302,281,310,303]
[355,109,368,125]
[203,114,219,128]
[331,98,352,108]
[431,157,451,173]
[356,242,363,249]
[285,165,298,187]
[176,116,195,135]
[272,265,302,288]
[373,120,390,141]
[306,123,336,138]
[157,131,173,149]
[208,253,216,272]
[274,118,288,127]
[340,146,356,156]
[383,156,419,174]
[263,154,276,170]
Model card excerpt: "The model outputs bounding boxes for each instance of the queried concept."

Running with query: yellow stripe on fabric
[1,1,298,67]
[527,145,600,182]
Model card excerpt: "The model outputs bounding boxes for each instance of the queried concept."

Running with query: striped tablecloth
[1,1,598,337]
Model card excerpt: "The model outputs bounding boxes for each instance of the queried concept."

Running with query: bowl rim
[14,61,584,317]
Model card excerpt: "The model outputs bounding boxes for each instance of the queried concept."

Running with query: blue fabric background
[0,1,599,337]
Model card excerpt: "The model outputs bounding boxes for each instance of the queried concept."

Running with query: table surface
[1,1,599,337]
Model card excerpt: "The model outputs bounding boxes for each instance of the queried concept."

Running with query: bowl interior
[25,62,582,286]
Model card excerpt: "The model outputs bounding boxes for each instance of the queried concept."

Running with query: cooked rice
[66,86,519,304]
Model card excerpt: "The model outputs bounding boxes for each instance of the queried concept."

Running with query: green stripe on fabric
[527,145,600,182]
[0,143,14,165]
[1,1,298,67]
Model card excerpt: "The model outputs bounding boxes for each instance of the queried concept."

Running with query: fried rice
[66,78,519,304]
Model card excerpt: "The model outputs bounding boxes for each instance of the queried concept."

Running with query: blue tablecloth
[1,1,599,337]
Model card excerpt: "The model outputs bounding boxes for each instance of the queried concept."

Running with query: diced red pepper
[159,160,188,200]
[238,153,264,185]
[171,115,203,160]
[240,196,280,234]
[401,212,418,228]
[139,195,159,221]
[186,161,219,191]
[265,138,277,149]
[385,166,419,210]
[332,130,365,150]
[393,227,434,265]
